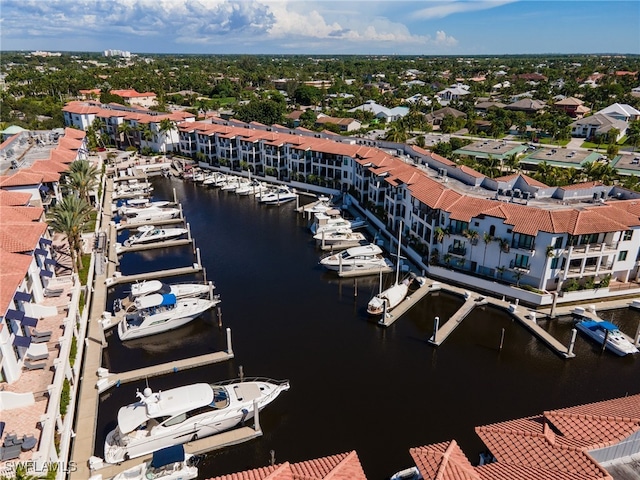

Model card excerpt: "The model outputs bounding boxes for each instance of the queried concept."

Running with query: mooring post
[601,329,610,353]
[253,399,261,433]
[187,222,192,240]
[499,328,505,351]
[322,230,326,249]
[568,328,577,356]
[226,327,233,355]
[217,305,222,328]
[202,267,207,284]
[430,316,440,343]
[173,187,177,204]
[635,320,640,347]
[239,365,244,381]
[196,247,202,267]
[270,450,276,466]
[354,278,358,297]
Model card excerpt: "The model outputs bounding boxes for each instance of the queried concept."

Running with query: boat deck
[116,237,193,255]
[115,215,184,231]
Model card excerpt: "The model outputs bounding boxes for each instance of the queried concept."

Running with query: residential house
[110,89,157,108]
[504,98,546,114]
[436,85,470,104]
[554,96,591,118]
[314,114,361,132]
[404,393,640,480]
[424,107,466,129]
[597,103,640,122]
[348,101,409,123]
[570,114,628,140]
[474,101,506,116]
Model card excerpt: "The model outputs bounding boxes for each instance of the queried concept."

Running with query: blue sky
[1,0,638,55]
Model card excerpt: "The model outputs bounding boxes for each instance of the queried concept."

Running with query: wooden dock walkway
[97,350,234,392]
[378,281,439,327]
[428,294,487,345]
[115,237,193,255]
[105,264,204,286]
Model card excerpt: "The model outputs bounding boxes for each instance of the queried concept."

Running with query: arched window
[489,225,496,236]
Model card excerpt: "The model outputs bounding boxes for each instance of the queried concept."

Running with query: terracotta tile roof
[0,206,44,222]
[62,101,102,115]
[0,222,47,253]
[30,159,70,174]
[476,462,589,480]
[0,190,31,206]
[58,136,83,150]
[206,451,366,480]
[411,441,480,480]
[64,127,86,139]
[0,248,32,316]
[493,172,549,188]
[0,171,44,187]
[49,148,78,163]
[111,89,157,98]
[559,181,604,191]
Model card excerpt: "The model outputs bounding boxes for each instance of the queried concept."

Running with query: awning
[39,237,53,246]
[40,269,53,278]
[22,316,38,327]
[13,335,31,348]
[39,184,50,193]
[44,258,57,266]
[5,309,25,321]
[14,291,32,302]
[151,445,185,468]
[35,248,48,257]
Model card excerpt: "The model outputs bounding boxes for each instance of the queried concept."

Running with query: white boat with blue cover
[575,318,639,356]
[104,378,290,464]
[110,292,218,341]
[110,445,199,480]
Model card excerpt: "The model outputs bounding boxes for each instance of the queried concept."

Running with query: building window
[550,257,559,269]
[623,230,633,241]
[619,251,628,261]
[554,237,563,249]
[489,225,496,236]
[513,254,529,269]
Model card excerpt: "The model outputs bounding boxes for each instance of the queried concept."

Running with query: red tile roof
[0,248,32,316]
[206,451,367,480]
[0,190,31,206]
[410,441,480,480]
[0,206,44,222]
[0,222,47,253]
[494,172,549,188]
[0,171,43,187]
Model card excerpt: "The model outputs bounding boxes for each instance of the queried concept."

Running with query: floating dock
[115,237,193,255]
[428,293,487,345]
[378,280,440,327]
[115,216,185,230]
[105,264,204,286]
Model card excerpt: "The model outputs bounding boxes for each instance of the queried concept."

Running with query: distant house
[474,101,506,116]
[516,72,548,82]
[437,85,470,104]
[570,113,627,140]
[110,89,157,108]
[504,98,546,114]
[348,100,409,123]
[78,88,101,100]
[424,107,466,127]
[597,103,640,122]
[631,86,640,98]
[315,114,361,132]
[554,96,591,118]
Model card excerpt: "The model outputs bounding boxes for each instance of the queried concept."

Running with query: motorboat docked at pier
[118,198,170,214]
[120,206,181,223]
[258,185,298,205]
[574,317,639,356]
[112,279,214,314]
[313,230,367,245]
[319,244,393,273]
[102,291,219,341]
[309,210,366,235]
[104,378,290,464]
[123,225,188,247]
[235,179,269,196]
[111,445,199,480]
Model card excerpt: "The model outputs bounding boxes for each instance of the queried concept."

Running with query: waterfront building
[62,103,640,307]
[0,129,87,474]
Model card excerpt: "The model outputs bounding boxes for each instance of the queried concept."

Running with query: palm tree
[384,122,408,143]
[464,229,478,267]
[497,238,509,274]
[48,196,92,271]
[65,160,99,204]
[117,122,134,148]
[482,232,493,267]
[505,152,521,174]
[158,118,176,152]
[627,120,640,151]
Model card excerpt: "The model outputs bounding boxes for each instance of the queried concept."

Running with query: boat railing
[211,377,290,387]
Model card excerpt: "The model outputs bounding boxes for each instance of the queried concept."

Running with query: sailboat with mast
[367,223,413,316]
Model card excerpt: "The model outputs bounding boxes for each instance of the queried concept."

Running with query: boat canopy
[117,383,214,433]
[581,320,620,331]
[131,280,165,297]
[344,244,382,257]
[135,293,177,310]
[150,445,185,468]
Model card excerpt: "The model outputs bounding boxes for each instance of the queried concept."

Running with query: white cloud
[414,0,518,20]
[434,30,458,46]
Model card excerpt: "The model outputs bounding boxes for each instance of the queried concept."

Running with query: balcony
[509,260,530,272]
[448,245,467,257]
[566,242,619,256]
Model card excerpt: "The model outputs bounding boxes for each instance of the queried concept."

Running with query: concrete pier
[105,264,204,286]
[115,216,184,230]
[116,237,193,255]
[428,294,487,345]
[378,280,440,327]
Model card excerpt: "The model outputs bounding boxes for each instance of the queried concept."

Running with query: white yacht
[574,317,639,356]
[104,378,290,464]
[130,280,212,300]
[313,230,367,245]
[102,291,219,341]
[259,186,298,205]
[111,445,199,480]
[235,180,268,196]
[320,244,393,273]
[121,206,181,223]
[119,198,170,213]
[123,225,188,247]
[203,172,228,187]
[303,196,333,214]
[310,211,365,235]
[220,176,242,192]
[390,466,422,480]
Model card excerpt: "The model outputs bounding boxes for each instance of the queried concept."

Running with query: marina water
[98,176,640,479]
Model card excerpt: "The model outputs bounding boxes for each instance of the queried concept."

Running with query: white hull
[130,280,211,299]
[111,453,198,480]
[575,319,639,356]
[123,208,180,222]
[124,227,188,247]
[367,281,410,315]
[104,379,289,464]
[313,231,366,245]
[117,298,216,341]
[320,244,393,272]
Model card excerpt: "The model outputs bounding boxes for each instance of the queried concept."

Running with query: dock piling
[499,328,505,351]
[226,327,233,355]
[634,320,640,347]
[568,328,577,356]
[253,399,261,433]
[196,247,202,267]
[270,450,276,466]
[217,306,222,328]
[430,316,440,343]
[239,365,244,381]
[187,222,192,240]
[354,278,357,297]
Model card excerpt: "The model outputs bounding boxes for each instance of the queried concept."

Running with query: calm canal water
[98,177,640,479]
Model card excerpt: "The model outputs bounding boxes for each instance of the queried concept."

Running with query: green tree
[627,120,640,151]
[49,196,92,271]
[65,160,99,203]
